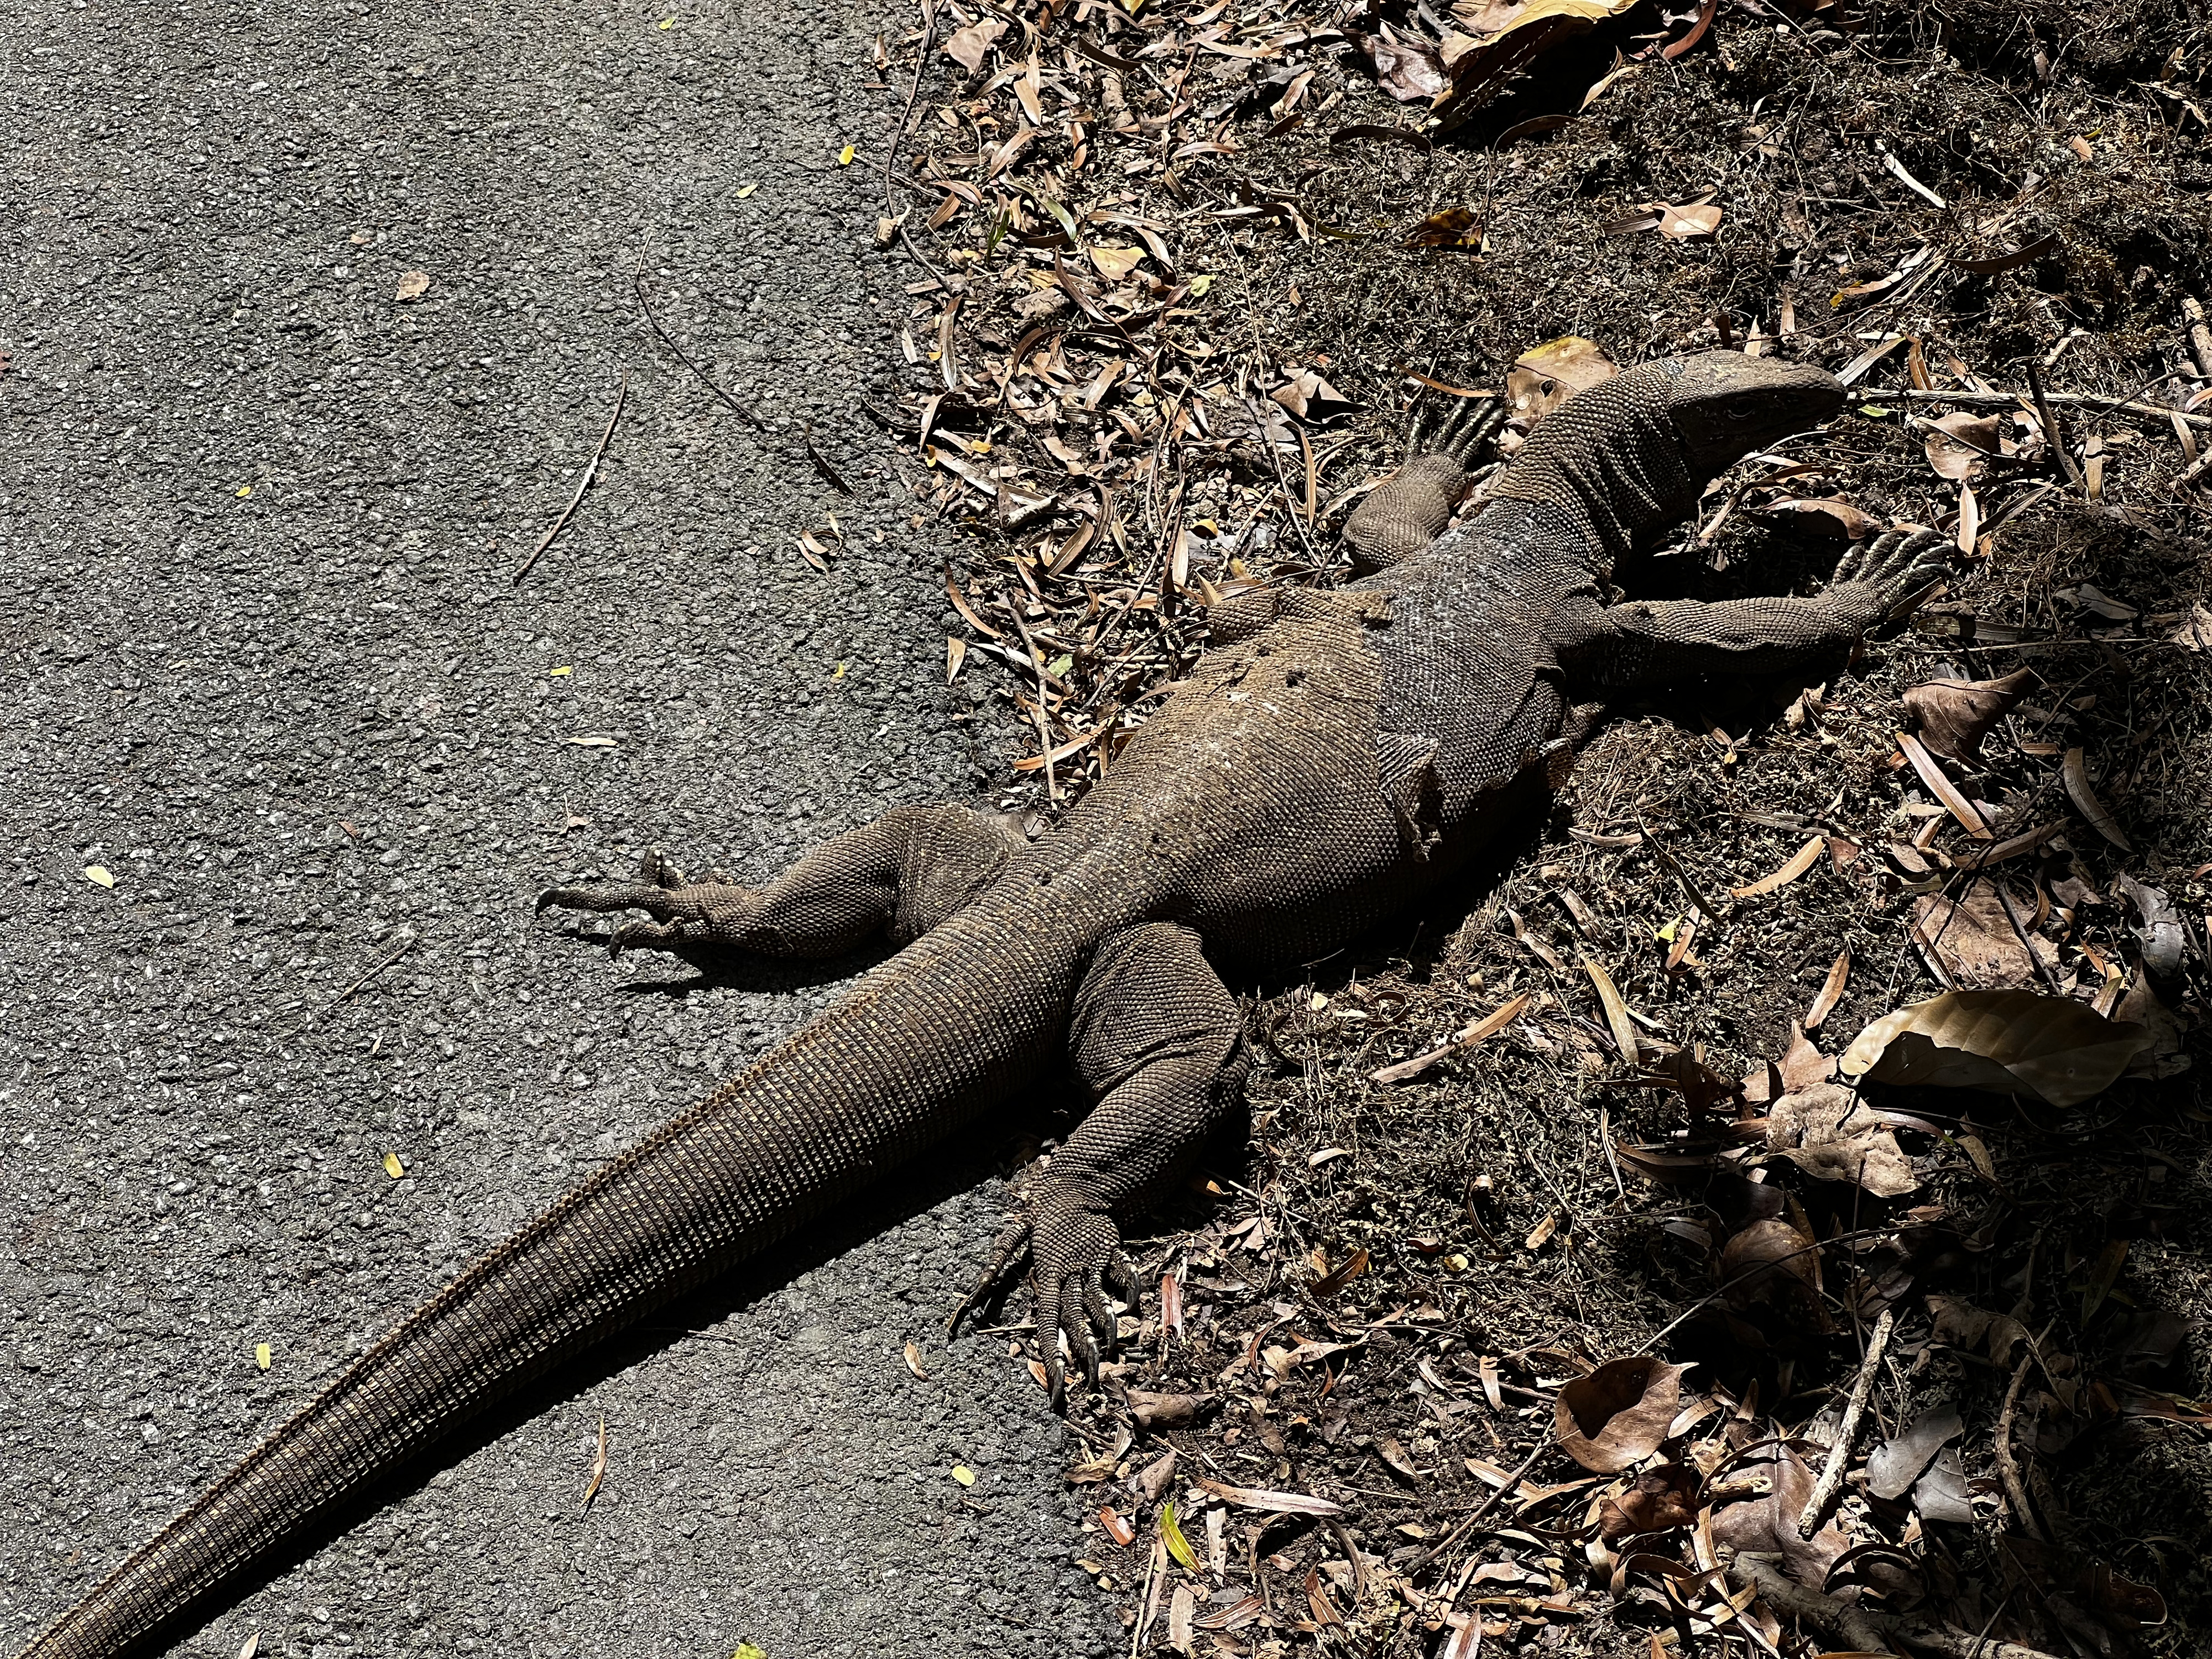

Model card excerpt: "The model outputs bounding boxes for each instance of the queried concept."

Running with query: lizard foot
[1407,390,1505,467]
[1830,525,1956,623]
[951,1181,1142,1406]
[535,849,762,958]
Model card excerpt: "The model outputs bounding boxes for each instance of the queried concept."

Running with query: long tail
[20,898,1079,1658]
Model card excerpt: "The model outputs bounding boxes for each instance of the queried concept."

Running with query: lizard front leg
[1570,526,1957,688]
[1342,395,1505,575]
[536,802,1021,958]
[956,922,1245,1402]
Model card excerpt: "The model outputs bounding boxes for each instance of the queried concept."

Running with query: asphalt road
[0,3,1117,1655]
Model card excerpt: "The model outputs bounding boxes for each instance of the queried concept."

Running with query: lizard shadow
[112,1101,1055,1659]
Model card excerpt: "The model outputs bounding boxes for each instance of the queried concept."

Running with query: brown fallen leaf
[1720,1217,1828,1331]
[1928,1295,2030,1367]
[1897,731,1991,837]
[1088,244,1144,282]
[1374,1435,1421,1484]
[1866,1402,1963,1500]
[581,1415,608,1510]
[1764,1081,1920,1196]
[903,1340,931,1381]
[1099,1504,1136,1546]
[1582,956,1643,1061]
[1365,24,1448,101]
[942,16,1005,72]
[1911,883,2051,990]
[2117,977,2191,1080]
[1195,1478,1344,1516]
[1597,1462,1702,1538]
[1405,206,1484,250]
[1921,411,2006,480]
[1903,667,2031,760]
[1370,991,1532,1083]
[394,270,431,302]
[1712,1440,1849,1587]
[1136,1448,1178,1503]
[1741,1025,1837,1104]
[1505,335,1617,434]
[2062,746,2132,851]
[1128,1389,1208,1431]
[1759,496,1881,539]
[1804,948,1851,1031]
[1653,200,1723,239]
[1731,834,1826,899]
[1841,989,2152,1108]
[1311,1248,1370,1298]
[1553,1357,1688,1473]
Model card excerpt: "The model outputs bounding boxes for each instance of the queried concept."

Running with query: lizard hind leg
[962,921,1244,1405]
[535,802,1021,961]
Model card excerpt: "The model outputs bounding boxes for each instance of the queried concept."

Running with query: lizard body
[18,352,1953,1658]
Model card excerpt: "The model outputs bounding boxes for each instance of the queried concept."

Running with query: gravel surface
[0,3,1114,1654]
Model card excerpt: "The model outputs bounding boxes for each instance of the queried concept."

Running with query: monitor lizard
[19,351,1955,1657]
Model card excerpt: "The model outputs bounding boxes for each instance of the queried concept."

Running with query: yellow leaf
[383,1151,405,1180]
[658,14,674,25]
[737,182,759,198]
[83,865,116,889]
[733,1646,769,1659]
[1188,273,1215,296]
[1088,243,1144,281]
[838,144,857,166]
[549,665,572,676]
[952,1464,975,1486]
[1160,1500,1200,1572]
[254,1342,272,1371]
[235,484,253,498]
[832,661,847,680]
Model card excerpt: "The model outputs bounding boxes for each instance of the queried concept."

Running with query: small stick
[1729,1554,2064,1659]
[514,369,627,584]
[278,933,417,1043]
[632,259,761,427]
[1992,1348,2046,1542]
[2023,361,2083,489]
[1884,385,2212,428]
[1408,1440,1546,1574]
[883,0,947,282]
[2183,295,2212,382]
[1797,1306,1895,1538]
[1010,607,1060,804]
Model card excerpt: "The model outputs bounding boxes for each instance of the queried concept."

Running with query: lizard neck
[1486,388,1697,571]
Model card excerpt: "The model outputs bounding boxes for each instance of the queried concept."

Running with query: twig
[278,933,418,1043]
[884,0,947,281]
[1797,1306,1895,1537]
[513,369,627,584]
[1992,1348,2046,1542]
[1411,1441,1546,1574]
[1728,1554,2064,1659]
[632,259,761,427]
[1882,386,2212,429]
[2022,361,2082,489]
[1010,607,1061,804]
[1634,1225,1902,1354]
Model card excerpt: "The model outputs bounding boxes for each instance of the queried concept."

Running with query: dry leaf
[942,17,1005,72]
[1765,1082,1920,1196]
[1088,243,1144,281]
[1841,989,2152,1108]
[1911,883,2050,990]
[1897,731,1990,837]
[1311,1248,1370,1298]
[1366,27,1448,101]
[1653,200,1723,239]
[1922,411,2005,480]
[1720,1217,1827,1329]
[582,1416,608,1509]
[1866,1404,1963,1499]
[1903,668,2031,759]
[1128,1389,1207,1430]
[1760,496,1881,539]
[2117,977,2191,1080]
[393,270,431,302]
[1505,335,1617,431]
[1099,1504,1136,1546]
[1712,1441,1849,1585]
[1194,1478,1343,1516]
[1405,206,1484,249]
[1731,834,1825,899]
[903,1341,930,1381]
[1597,1462,1702,1538]
[2062,746,2132,850]
[1553,1357,1688,1473]
[1804,949,1851,1030]
[1741,1026,1836,1104]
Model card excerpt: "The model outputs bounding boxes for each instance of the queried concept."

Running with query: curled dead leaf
[1911,883,2051,990]
[1841,989,2152,1108]
[1921,411,2005,480]
[1759,496,1880,540]
[1765,1081,1920,1196]
[1405,206,1484,250]
[1597,1462,1702,1538]
[1720,1217,1827,1330]
[2062,746,2132,851]
[1128,1389,1208,1431]
[942,17,1005,72]
[1553,1356,1688,1473]
[1903,668,2030,759]
[1505,335,1616,432]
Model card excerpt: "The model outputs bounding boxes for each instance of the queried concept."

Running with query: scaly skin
[18,351,1955,1658]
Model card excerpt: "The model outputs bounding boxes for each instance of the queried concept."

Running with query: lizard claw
[951,1183,1138,1408]
[1407,392,1505,467]
[536,851,761,957]
[1831,525,1956,623]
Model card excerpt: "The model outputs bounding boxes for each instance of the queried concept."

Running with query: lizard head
[1664,352,1846,474]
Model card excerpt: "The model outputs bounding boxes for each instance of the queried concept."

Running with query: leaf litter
[863,0,2212,1649]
